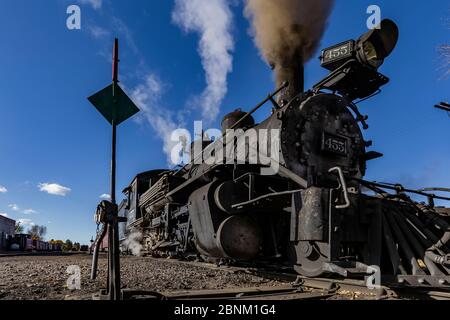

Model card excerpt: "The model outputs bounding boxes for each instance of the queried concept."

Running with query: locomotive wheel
[292,241,327,277]
[216,215,262,260]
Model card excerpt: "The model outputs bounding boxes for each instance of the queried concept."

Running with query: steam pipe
[228,81,289,131]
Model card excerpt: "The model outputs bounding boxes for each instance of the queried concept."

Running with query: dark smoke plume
[244,0,334,92]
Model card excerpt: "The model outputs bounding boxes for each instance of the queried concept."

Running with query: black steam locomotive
[114,20,450,287]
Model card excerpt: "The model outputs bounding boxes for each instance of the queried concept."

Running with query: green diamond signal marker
[88,83,140,126]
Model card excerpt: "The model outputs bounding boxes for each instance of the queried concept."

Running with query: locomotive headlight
[356,19,399,69]
[321,19,398,71]
[360,41,383,68]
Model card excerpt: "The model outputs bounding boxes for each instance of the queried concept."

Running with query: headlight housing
[358,40,384,68]
[321,19,399,71]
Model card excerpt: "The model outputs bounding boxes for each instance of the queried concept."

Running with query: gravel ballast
[0,253,284,300]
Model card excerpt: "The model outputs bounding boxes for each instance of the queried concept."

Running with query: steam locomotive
[113,20,450,287]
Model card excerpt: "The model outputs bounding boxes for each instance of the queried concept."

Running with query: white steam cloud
[172,0,234,123]
[131,74,180,164]
[123,231,143,256]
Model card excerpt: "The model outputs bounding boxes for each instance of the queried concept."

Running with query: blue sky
[0,0,449,244]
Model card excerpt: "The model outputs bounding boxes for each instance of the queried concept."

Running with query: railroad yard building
[0,215,15,251]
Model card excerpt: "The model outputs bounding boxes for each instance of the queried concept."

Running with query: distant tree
[15,222,24,234]
[28,225,47,240]
[63,239,73,251]
[49,239,64,251]
[73,242,81,251]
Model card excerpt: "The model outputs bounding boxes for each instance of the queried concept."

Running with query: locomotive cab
[119,170,167,245]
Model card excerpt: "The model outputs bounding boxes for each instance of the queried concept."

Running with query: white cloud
[88,25,110,39]
[8,204,19,211]
[23,209,38,215]
[0,213,8,218]
[38,183,71,196]
[79,0,102,10]
[100,193,111,200]
[172,0,234,123]
[17,218,34,227]
[111,17,141,57]
[0,185,7,193]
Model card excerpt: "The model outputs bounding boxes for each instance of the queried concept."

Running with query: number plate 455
[322,132,348,156]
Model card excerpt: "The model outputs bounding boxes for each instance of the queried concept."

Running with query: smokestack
[273,48,304,104]
[244,0,334,102]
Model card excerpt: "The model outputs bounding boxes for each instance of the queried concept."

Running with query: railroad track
[121,285,336,301]
[122,278,450,301]
[119,257,450,301]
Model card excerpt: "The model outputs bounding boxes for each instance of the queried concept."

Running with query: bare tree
[15,222,24,234]
[28,225,47,241]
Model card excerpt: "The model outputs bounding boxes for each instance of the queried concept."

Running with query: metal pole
[108,115,121,300]
[108,38,121,300]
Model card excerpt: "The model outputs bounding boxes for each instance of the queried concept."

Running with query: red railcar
[33,240,51,251]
